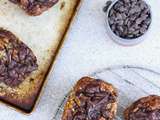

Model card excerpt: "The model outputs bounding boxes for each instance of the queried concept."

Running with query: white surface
[2,0,160,120]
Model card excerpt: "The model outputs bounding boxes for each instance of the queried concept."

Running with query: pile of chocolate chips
[71,80,116,120]
[107,0,151,39]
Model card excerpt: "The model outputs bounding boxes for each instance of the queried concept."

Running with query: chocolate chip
[119,6,127,12]
[140,27,146,33]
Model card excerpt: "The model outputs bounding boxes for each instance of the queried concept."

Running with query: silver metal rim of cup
[105,0,152,46]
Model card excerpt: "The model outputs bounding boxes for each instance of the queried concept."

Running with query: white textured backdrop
[1,0,160,120]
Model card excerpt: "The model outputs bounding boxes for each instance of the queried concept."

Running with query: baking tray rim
[0,0,82,114]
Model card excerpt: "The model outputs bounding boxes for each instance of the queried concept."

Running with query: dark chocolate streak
[9,0,59,16]
[129,108,160,120]
[126,95,160,120]
[67,80,116,120]
[0,29,38,87]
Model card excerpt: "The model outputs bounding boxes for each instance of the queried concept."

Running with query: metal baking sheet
[0,0,81,113]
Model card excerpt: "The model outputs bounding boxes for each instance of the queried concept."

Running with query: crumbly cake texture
[62,77,118,120]
[124,95,160,120]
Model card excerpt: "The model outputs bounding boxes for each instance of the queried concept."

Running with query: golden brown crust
[62,77,118,120]
[124,95,160,120]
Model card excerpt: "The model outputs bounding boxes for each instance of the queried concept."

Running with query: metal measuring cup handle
[103,1,113,12]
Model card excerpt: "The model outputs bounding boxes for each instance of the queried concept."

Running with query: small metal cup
[104,0,152,46]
